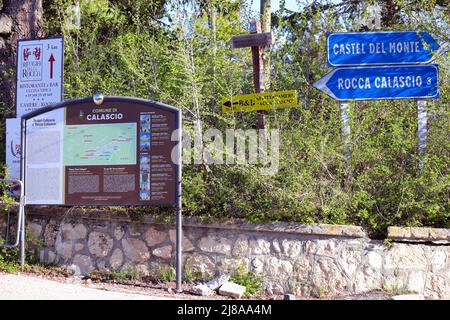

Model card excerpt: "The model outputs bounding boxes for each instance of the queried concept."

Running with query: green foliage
[315,284,329,298]
[383,238,393,247]
[0,245,20,273]
[89,268,142,282]
[384,286,418,296]
[0,165,16,212]
[157,265,176,282]
[0,220,45,272]
[0,165,19,271]
[183,261,203,283]
[229,263,264,297]
[89,265,176,284]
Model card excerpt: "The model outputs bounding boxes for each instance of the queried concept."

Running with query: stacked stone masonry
[1,208,448,299]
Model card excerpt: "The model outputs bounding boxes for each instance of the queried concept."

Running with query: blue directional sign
[313,65,439,101]
[327,31,440,66]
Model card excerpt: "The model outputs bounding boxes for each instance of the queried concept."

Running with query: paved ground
[0,272,398,300]
[0,273,173,300]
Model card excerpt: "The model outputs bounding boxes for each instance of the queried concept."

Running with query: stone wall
[1,207,449,299]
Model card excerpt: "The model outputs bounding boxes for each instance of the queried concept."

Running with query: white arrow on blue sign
[313,65,439,101]
[327,31,440,66]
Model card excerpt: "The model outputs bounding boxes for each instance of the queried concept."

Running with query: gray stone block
[218,282,246,299]
[192,284,214,296]
[206,275,229,290]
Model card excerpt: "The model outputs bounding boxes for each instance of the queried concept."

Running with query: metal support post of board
[175,194,182,292]
[175,114,183,293]
[418,100,427,169]
[21,117,26,266]
[340,102,351,161]
[20,201,25,266]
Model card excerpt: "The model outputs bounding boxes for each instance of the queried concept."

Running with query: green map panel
[64,123,137,166]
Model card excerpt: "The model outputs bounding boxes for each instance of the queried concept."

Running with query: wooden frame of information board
[20,95,183,291]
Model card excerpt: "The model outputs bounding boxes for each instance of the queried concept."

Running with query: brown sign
[23,96,181,206]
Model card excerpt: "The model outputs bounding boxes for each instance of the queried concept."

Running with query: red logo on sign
[33,47,42,60]
[23,48,31,61]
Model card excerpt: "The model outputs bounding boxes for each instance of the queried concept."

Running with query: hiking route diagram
[63,123,137,166]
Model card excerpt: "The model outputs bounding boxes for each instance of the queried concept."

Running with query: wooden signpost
[230,19,274,129]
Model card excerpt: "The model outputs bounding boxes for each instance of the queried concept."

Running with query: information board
[22,96,181,206]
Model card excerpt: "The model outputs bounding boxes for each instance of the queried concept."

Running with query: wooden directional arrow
[230,32,274,49]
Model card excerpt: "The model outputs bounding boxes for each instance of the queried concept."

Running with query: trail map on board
[63,123,137,166]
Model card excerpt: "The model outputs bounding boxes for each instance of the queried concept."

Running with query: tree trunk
[208,1,216,109]
[0,0,44,116]
[257,0,271,130]
[261,0,271,91]
[381,0,401,28]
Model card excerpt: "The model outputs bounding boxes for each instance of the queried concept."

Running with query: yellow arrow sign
[222,90,298,113]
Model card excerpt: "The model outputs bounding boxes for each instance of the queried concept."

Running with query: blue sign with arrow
[313,65,439,101]
[327,31,440,66]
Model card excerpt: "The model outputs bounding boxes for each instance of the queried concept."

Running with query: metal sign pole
[20,199,25,266]
[175,188,182,292]
[418,100,427,169]
[175,113,183,293]
[340,102,351,161]
[20,117,26,266]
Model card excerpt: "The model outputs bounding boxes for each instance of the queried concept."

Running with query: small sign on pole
[6,37,64,180]
[327,31,440,67]
[313,65,439,101]
[16,37,64,118]
[222,90,297,113]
